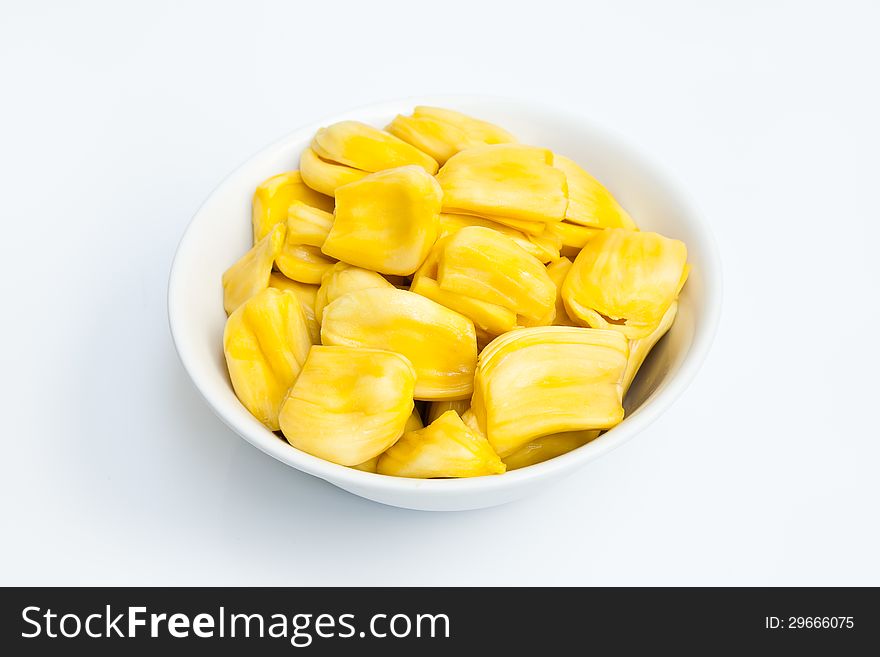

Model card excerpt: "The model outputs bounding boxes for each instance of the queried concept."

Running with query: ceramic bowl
[168,97,722,511]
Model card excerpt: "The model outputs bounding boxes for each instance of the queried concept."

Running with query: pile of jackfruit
[221,107,689,478]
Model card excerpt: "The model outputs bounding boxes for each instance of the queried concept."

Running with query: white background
[2,0,878,585]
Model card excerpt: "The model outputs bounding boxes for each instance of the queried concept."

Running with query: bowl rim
[168,94,723,497]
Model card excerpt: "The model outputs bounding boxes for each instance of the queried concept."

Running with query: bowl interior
[168,97,719,507]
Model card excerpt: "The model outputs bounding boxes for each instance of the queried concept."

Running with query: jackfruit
[279,346,416,466]
[546,220,602,250]
[503,430,601,471]
[438,213,559,263]
[553,155,637,229]
[222,223,285,314]
[268,273,320,343]
[252,171,334,243]
[436,144,567,225]
[412,234,542,335]
[223,287,312,431]
[436,226,556,322]
[321,165,441,276]
[312,121,438,174]
[412,106,516,145]
[526,231,563,264]
[352,409,424,473]
[387,106,515,165]
[275,242,336,285]
[321,287,478,400]
[472,326,628,457]
[386,116,473,167]
[410,276,517,336]
[460,408,483,437]
[376,410,505,478]
[221,107,692,477]
[286,201,334,248]
[410,236,519,336]
[622,301,678,396]
[562,228,688,339]
[313,262,394,324]
[299,147,369,197]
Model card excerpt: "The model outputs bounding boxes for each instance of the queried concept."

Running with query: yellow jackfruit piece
[222,223,285,314]
[377,410,505,478]
[462,407,598,470]
[268,273,320,343]
[386,115,474,167]
[439,213,558,263]
[223,288,312,431]
[414,106,515,144]
[299,147,369,197]
[526,232,562,264]
[426,399,471,424]
[460,408,482,436]
[275,242,336,285]
[472,326,628,457]
[352,410,424,473]
[503,430,601,471]
[321,287,478,401]
[279,346,416,466]
[322,165,441,276]
[546,220,602,250]
[415,234,544,333]
[410,276,517,336]
[252,171,334,243]
[562,228,688,339]
[286,201,334,248]
[436,226,556,322]
[273,198,339,285]
[545,257,577,327]
[436,144,567,225]
[311,121,438,174]
[412,235,517,337]
[387,106,515,165]
[313,262,394,324]
[622,301,678,396]
[460,407,481,431]
[553,155,637,229]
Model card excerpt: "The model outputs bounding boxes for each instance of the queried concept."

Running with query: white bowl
[168,97,722,511]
